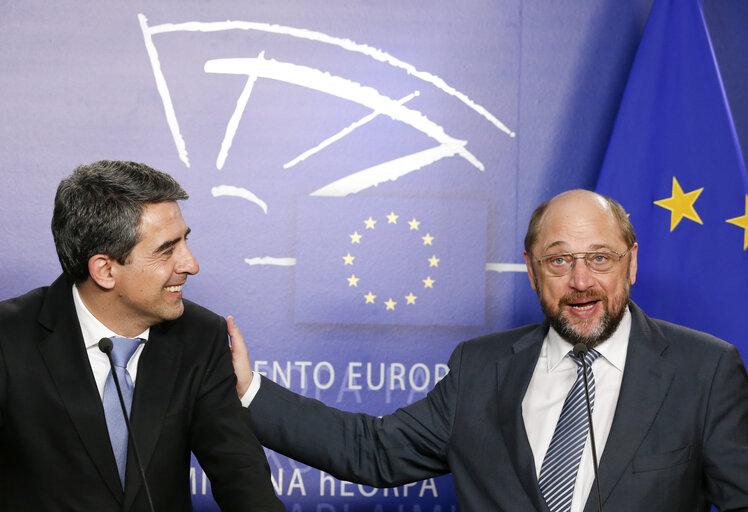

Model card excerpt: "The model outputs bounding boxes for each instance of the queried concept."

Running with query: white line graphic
[310,145,462,197]
[284,91,420,170]
[137,14,515,145]
[204,57,480,168]
[138,14,190,167]
[211,185,268,214]
[486,263,527,273]
[216,52,263,170]
[244,258,527,273]
[245,257,296,266]
[205,56,480,195]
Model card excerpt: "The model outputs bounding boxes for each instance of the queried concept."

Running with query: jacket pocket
[632,445,692,472]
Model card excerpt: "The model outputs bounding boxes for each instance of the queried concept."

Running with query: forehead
[136,202,186,241]
[535,193,625,252]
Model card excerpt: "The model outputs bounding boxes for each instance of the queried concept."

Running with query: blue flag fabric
[294,196,486,326]
[596,0,748,355]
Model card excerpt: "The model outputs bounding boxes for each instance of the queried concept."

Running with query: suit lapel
[590,303,675,510]
[496,324,549,512]
[36,275,124,502]
[123,321,182,510]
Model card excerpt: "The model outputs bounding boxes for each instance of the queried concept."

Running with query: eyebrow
[153,227,191,255]
[543,241,615,253]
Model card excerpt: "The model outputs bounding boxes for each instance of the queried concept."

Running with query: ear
[627,243,638,286]
[523,251,537,291]
[88,254,116,290]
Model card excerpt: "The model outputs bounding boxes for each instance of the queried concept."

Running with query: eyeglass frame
[529,247,633,276]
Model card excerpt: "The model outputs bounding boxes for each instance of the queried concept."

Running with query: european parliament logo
[294,197,486,326]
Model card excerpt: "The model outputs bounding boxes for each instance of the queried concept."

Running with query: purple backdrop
[1,1,746,510]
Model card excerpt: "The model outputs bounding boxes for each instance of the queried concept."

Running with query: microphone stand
[574,343,603,512]
[99,338,156,512]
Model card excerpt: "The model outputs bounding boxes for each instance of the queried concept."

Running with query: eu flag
[294,196,486,326]
[596,0,748,356]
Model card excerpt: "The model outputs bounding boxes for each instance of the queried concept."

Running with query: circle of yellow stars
[653,176,748,250]
[342,211,439,311]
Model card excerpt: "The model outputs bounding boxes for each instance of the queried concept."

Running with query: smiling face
[523,191,638,347]
[110,201,199,335]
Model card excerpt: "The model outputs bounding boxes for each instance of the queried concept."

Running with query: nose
[567,257,595,291]
[175,243,199,276]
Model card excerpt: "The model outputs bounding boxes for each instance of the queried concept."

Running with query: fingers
[227,315,253,397]
[227,315,243,345]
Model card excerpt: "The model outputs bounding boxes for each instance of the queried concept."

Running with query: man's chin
[551,303,628,348]
[565,332,605,349]
[553,317,607,348]
[159,302,185,322]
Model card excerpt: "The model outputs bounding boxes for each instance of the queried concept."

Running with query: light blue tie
[103,336,142,489]
[538,348,601,512]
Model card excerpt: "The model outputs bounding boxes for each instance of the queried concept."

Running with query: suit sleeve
[0,345,5,430]
[248,342,467,487]
[702,344,748,511]
[189,315,284,511]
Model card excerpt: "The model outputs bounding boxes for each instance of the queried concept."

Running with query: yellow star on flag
[653,177,704,231]
[364,291,376,304]
[384,298,397,310]
[364,217,377,229]
[422,233,434,245]
[405,292,417,304]
[408,218,420,230]
[347,274,360,287]
[428,255,440,267]
[422,276,435,288]
[726,194,748,250]
[349,231,362,244]
[386,211,399,224]
[342,253,355,265]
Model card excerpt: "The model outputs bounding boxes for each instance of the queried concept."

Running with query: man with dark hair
[0,160,283,511]
[231,189,748,511]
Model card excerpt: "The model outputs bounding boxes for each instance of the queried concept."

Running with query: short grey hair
[51,160,188,283]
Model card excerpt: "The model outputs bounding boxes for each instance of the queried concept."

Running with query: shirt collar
[72,284,149,349]
[545,305,631,372]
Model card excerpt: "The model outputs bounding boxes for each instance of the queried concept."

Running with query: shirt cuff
[240,371,262,408]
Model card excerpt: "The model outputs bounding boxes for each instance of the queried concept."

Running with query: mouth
[164,284,184,293]
[560,292,605,319]
[568,300,599,311]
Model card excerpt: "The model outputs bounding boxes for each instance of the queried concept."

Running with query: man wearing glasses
[232,189,748,511]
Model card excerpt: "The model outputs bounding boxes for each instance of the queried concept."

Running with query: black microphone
[573,343,603,512]
[99,338,155,512]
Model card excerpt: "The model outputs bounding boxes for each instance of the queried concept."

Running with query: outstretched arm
[227,317,459,487]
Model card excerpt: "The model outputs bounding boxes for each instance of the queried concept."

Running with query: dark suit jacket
[249,302,748,511]
[0,274,283,511]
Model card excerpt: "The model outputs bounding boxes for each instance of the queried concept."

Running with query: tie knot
[569,347,601,369]
[108,336,142,368]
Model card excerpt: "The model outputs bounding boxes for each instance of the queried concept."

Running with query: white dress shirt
[241,366,262,408]
[522,307,630,512]
[72,285,149,398]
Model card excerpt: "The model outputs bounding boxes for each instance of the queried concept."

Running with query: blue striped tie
[538,348,601,512]
[102,336,142,489]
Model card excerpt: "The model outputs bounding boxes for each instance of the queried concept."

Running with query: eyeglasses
[531,248,632,277]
